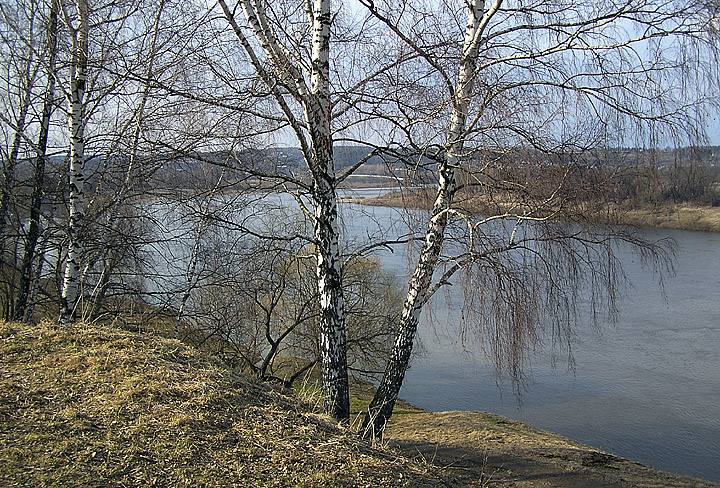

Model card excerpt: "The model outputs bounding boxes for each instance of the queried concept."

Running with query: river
[338,189,720,483]
[147,187,719,482]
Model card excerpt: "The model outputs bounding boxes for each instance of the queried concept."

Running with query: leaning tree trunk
[0,96,30,268]
[60,0,89,325]
[361,0,487,439]
[360,164,456,438]
[0,96,29,320]
[15,0,59,322]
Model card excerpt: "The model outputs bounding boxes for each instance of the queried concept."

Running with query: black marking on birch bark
[311,134,350,422]
[60,0,89,326]
[360,0,484,431]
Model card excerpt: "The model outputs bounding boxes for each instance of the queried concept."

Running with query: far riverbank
[340,189,720,233]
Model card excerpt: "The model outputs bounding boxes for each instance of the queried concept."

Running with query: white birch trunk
[362,0,487,438]
[308,0,350,422]
[60,0,89,325]
[219,0,350,421]
[313,156,350,422]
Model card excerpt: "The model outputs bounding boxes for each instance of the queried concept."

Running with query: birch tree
[0,40,36,274]
[53,0,166,324]
[214,0,351,420]
[78,0,174,321]
[359,0,719,438]
[1,0,152,322]
[57,0,89,325]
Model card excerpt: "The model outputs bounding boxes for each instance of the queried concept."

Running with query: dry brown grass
[0,321,443,487]
[4,321,716,487]
[619,204,720,232]
[359,191,720,233]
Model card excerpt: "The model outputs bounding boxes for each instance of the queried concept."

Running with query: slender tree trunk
[0,101,30,265]
[60,0,89,325]
[361,0,486,439]
[0,103,28,319]
[15,0,59,322]
[0,44,36,279]
[1,39,38,320]
[218,0,350,421]
[85,1,166,314]
[307,0,349,422]
[24,233,49,323]
[174,220,204,339]
[174,169,225,339]
[86,257,113,318]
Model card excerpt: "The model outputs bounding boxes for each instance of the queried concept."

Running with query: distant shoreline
[340,190,720,233]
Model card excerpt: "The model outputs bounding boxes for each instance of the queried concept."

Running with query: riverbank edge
[383,408,720,487]
[340,192,720,233]
[349,378,719,487]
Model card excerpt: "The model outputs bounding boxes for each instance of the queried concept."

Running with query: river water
[149,188,719,482]
[337,189,720,483]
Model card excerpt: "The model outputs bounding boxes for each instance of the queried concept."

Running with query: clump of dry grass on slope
[0,321,441,488]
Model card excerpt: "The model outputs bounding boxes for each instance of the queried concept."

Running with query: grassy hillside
[3,321,717,488]
[0,321,440,487]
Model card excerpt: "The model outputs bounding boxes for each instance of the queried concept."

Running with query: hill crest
[0,321,437,487]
